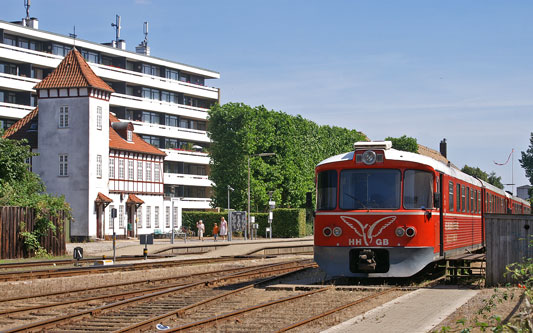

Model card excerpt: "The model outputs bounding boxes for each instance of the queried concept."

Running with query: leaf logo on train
[340,216,396,246]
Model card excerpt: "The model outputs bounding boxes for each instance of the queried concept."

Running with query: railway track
[0,259,315,332]
[0,255,268,282]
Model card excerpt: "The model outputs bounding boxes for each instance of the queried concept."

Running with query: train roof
[317,146,528,204]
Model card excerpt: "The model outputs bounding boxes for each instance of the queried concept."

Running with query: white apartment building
[0,15,220,239]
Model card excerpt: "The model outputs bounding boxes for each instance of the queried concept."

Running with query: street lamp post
[247,152,275,240]
[227,185,234,241]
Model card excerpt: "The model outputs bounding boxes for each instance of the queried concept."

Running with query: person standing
[219,216,228,241]
[196,220,205,241]
[212,223,219,242]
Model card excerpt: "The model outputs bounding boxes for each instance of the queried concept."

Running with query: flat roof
[0,20,220,79]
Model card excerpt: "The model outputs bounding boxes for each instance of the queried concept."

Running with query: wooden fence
[485,214,532,287]
[0,206,67,259]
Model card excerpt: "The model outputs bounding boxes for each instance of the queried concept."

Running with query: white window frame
[137,161,143,181]
[109,205,115,229]
[128,160,134,180]
[109,158,115,179]
[59,106,69,128]
[118,159,125,179]
[137,207,143,229]
[59,154,68,176]
[96,154,102,178]
[96,106,102,130]
[154,206,160,228]
[165,206,170,228]
[146,162,152,182]
[154,163,160,182]
[146,206,151,228]
[127,130,133,142]
[119,205,124,228]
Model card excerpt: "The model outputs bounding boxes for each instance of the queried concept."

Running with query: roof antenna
[24,0,31,21]
[69,26,77,47]
[142,21,149,47]
[111,14,121,44]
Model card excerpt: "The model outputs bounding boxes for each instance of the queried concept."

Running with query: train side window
[461,185,466,212]
[470,189,474,213]
[457,184,461,212]
[448,181,454,211]
[474,190,477,213]
[317,170,337,210]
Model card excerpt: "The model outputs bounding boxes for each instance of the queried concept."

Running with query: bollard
[143,246,148,260]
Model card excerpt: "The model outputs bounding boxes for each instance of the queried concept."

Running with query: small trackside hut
[314,141,530,278]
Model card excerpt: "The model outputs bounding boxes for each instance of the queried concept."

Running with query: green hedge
[182,208,307,238]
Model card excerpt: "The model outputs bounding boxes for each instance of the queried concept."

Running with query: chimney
[440,138,447,158]
[117,39,126,50]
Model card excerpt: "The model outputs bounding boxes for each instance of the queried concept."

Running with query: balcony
[163,148,210,164]
[0,101,34,119]
[127,120,209,143]
[90,63,219,100]
[110,93,209,120]
[0,72,39,92]
[164,173,213,187]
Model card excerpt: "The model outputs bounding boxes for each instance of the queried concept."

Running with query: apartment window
[59,106,69,128]
[154,163,160,182]
[142,64,160,76]
[128,160,134,180]
[59,154,68,176]
[102,56,113,66]
[118,159,125,179]
[165,138,179,149]
[142,111,160,124]
[29,40,43,51]
[146,206,151,228]
[142,87,160,100]
[31,67,44,79]
[18,38,29,49]
[165,115,178,127]
[109,205,115,229]
[109,158,115,178]
[165,207,170,228]
[146,162,152,181]
[137,161,143,180]
[161,91,171,103]
[165,68,179,81]
[82,49,99,63]
[52,43,71,56]
[3,35,16,46]
[141,135,160,148]
[154,206,160,228]
[97,106,102,130]
[125,109,134,121]
[119,205,124,228]
[6,92,16,104]
[0,62,18,75]
[137,207,142,228]
[96,155,102,178]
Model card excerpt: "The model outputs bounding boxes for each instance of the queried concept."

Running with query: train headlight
[333,226,342,237]
[362,150,377,165]
[395,227,405,237]
[323,227,332,237]
[406,227,416,237]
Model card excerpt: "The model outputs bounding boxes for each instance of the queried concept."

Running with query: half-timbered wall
[109,149,163,194]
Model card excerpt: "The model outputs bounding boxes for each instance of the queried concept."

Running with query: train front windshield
[317,168,434,210]
[340,169,400,209]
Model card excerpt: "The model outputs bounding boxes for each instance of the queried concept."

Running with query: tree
[208,103,367,211]
[461,164,504,189]
[0,136,71,256]
[385,135,418,153]
[519,132,533,185]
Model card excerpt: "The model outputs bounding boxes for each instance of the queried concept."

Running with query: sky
[3,0,533,193]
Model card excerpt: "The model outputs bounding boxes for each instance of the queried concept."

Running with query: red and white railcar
[314,141,530,277]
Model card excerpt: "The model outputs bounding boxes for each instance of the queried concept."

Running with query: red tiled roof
[126,194,144,205]
[95,192,113,203]
[34,48,114,92]
[2,107,39,147]
[109,114,166,156]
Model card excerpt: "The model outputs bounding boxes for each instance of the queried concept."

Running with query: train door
[439,173,444,257]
